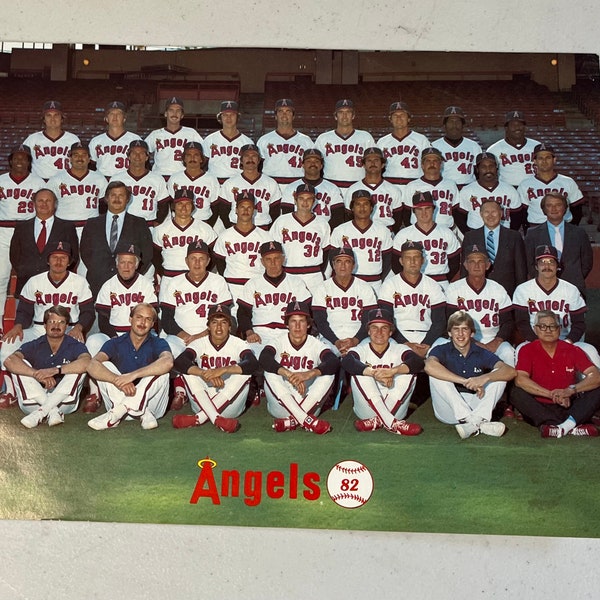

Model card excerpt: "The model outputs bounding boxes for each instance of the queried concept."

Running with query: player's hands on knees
[246,330,261,343]
[3,325,23,343]
[67,324,85,343]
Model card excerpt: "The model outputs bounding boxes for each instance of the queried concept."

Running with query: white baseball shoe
[47,408,64,427]
[88,410,122,430]
[140,411,158,430]
[455,421,480,439]
[21,408,45,429]
[479,421,506,437]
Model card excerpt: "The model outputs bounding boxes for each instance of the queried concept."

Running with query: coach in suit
[80,180,153,297]
[524,192,592,297]
[461,198,527,296]
[10,188,79,297]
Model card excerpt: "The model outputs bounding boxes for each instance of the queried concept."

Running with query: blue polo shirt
[100,332,171,374]
[429,341,499,382]
[19,335,89,370]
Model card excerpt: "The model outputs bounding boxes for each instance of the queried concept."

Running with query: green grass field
[2,289,600,538]
[1,391,599,539]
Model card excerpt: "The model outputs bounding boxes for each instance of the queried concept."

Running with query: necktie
[486,229,496,263]
[37,220,46,253]
[554,226,563,256]
[109,214,119,252]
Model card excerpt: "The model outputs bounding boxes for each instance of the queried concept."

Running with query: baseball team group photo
[1,46,600,538]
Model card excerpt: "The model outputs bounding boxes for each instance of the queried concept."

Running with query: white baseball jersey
[95,272,157,333]
[349,338,413,371]
[486,137,540,187]
[219,173,282,227]
[517,173,583,224]
[159,272,232,334]
[204,131,254,180]
[110,169,169,222]
[237,273,311,331]
[20,271,93,325]
[89,131,142,177]
[457,180,522,229]
[312,276,377,340]
[265,332,331,373]
[403,177,459,228]
[314,129,375,185]
[270,212,330,275]
[145,126,204,177]
[152,218,218,276]
[280,178,344,219]
[166,170,221,222]
[329,220,393,281]
[431,136,483,186]
[186,333,252,369]
[376,130,430,181]
[48,169,108,226]
[256,130,314,182]
[23,131,81,180]
[392,224,461,279]
[213,225,273,286]
[0,172,46,224]
[512,278,586,340]
[343,179,403,230]
[378,273,446,343]
[445,278,512,343]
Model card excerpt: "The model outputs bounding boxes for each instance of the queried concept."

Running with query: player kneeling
[172,304,258,433]
[341,308,423,436]
[5,305,91,428]
[260,301,339,434]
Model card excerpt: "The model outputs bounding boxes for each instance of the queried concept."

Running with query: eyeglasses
[47,320,67,326]
[535,324,560,331]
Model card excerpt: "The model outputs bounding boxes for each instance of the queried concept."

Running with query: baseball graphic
[327,460,374,509]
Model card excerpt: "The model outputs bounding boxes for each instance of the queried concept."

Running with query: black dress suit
[9,216,80,297]
[524,221,593,296]
[80,211,153,297]
[461,226,527,296]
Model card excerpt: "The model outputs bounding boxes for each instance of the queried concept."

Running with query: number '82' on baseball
[326,460,374,509]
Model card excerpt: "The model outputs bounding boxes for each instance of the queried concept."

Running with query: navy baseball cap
[48,240,72,257]
[421,147,444,161]
[173,189,195,204]
[330,247,356,264]
[275,98,295,111]
[128,140,149,154]
[366,307,394,328]
[183,141,204,153]
[284,300,312,320]
[533,143,555,157]
[106,101,126,113]
[235,190,256,204]
[186,240,210,256]
[504,110,526,125]
[412,191,434,208]
[259,241,284,256]
[389,101,411,116]
[363,147,384,160]
[400,240,425,254]
[476,151,498,166]
[9,144,31,159]
[165,97,184,110]
[295,183,316,196]
[535,245,559,262]
[70,142,89,154]
[219,100,239,113]
[350,189,375,206]
[335,99,354,111]
[43,100,62,113]
[240,144,260,157]
[207,303,233,323]
[464,244,489,259]
[302,148,323,161]
[443,106,465,122]
[115,241,141,259]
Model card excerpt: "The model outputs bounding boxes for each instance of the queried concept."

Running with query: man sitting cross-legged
[511,310,600,438]
[259,301,339,434]
[5,305,91,428]
[172,304,259,433]
[87,303,174,431]
[341,307,424,436]
[425,310,516,439]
